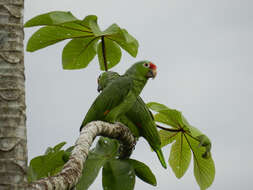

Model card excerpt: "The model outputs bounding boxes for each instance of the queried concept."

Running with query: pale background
[24,0,253,189]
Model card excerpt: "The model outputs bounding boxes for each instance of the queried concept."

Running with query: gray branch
[27,121,136,190]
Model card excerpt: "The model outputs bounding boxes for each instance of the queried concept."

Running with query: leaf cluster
[28,138,157,190]
[27,142,72,182]
[77,137,156,190]
[147,102,215,190]
[24,11,138,71]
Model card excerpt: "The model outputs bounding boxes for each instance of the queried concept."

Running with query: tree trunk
[0,0,27,189]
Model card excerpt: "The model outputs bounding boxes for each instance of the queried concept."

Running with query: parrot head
[125,60,157,79]
[97,71,120,92]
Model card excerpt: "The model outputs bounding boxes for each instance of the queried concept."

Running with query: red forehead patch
[149,62,157,70]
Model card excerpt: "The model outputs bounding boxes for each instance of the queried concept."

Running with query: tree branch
[27,121,136,190]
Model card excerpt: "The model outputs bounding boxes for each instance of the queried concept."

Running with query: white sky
[24,0,253,189]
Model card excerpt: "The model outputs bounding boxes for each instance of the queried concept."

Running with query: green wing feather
[126,97,167,168]
[80,76,132,130]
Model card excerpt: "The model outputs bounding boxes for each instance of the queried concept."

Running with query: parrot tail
[155,148,167,169]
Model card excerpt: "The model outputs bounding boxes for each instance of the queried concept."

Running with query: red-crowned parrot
[97,71,167,169]
[80,61,157,133]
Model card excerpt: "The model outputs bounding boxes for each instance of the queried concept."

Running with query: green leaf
[108,28,138,57]
[169,133,191,179]
[90,137,120,158]
[24,11,77,27]
[88,16,103,36]
[147,102,169,112]
[62,146,74,162]
[62,151,71,163]
[147,101,215,189]
[53,141,66,152]
[154,112,181,129]
[102,159,135,190]
[197,135,211,147]
[185,134,215,190]
[44,147,53,155]
[187,125,203,137]
[126,159,157,186]
[76,137,119,190]
[77,155,108,190]
[65,145,75,153]
[50,165,64,176]
[186,125,212,159]
[147,102,189,130]
[159,130,178,147]
[44,141,66,155]
[28,141,69,182]
[196,135,212,159]
[103,24,121,35]
[62,37,99,69]
[82,15,97,27]
[26,26,93,52]
[57,20,92,32]
[28,150,65,181]
[98,38,122,70]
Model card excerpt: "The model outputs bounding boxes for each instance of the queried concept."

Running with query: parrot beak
[97,85,102,92]
[146,69,157,79]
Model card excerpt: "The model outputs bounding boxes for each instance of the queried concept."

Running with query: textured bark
[0,0,27,190]
[28,121,136,190]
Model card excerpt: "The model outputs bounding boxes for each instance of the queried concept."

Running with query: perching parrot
[80,61,157,132]
[97,71,167,169]
[96,71,141,137]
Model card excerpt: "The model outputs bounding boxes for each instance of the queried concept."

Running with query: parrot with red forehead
[96,70,167,169]
[80,61,157,133]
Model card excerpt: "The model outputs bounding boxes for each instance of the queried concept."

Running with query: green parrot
[80,61,157,132]
[97,71,167,169]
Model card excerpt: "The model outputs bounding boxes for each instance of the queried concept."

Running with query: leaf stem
[156,124,183,132]
[101,36,108,71]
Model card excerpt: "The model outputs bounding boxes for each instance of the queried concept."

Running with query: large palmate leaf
[147,101,215,190]
[25,12,139,70]
[102,159,135,190]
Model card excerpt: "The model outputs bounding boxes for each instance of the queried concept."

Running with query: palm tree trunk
[0,0,27,189]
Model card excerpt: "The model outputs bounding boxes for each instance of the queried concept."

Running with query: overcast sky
[24,0,253,189]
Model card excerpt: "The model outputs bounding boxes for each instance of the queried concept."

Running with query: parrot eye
[143,63,150,68]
